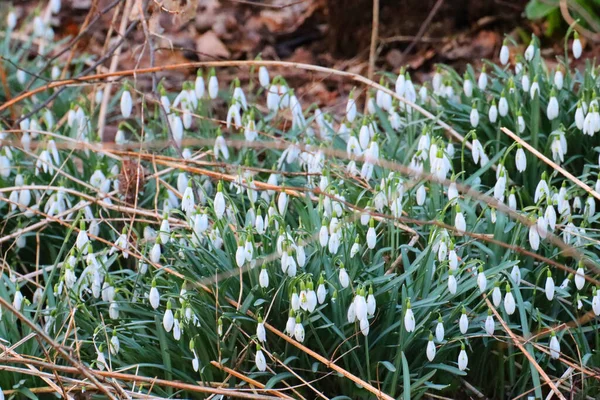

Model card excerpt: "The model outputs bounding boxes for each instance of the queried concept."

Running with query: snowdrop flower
[395,71,406,96]
[492,283,502,307]
[459,308,469,334]
[593,288,600,316]
[572,32,582,59]
[350,238,360,258]
[110,330,120,356]
[404,300,416,332]
[529,77,539,99]
[554,68,563,90]
[366,286,376,316]
[149,280,160,309]
[96,346,107,371]
[426,334,436,361]
[485,311,495,335]
[232,79,248,110]
[448,181,458,201]
[208,69,218,99]
[499,40,509,65]
[255,345,267,371]
[285,311,296,336]
[504,284,516,315]
[575,102,584,130]
[469,104,479,128]
[458,345,468,371]
[448,246,458,271]
[477,267,487,293]
[575,265,585,290]
[7,10,17,29]
[163,302,174,332]
[267,84,280,112]
[435,317,445,342]
[478,66,487,90]
[366,220,376,249]
[259,265,269,288]
[181,183,195,214]
[499,93,508,117]
[294,316,305,342]
[545,271,555,301]
[50,0,61,14]
[120,88,132,118]
[76,223,90,252]
[448,270,457,295]
[416,184,426,206]
[214,182,226,219]
[471,135,484,165]
[529,222,540,251]
[319,221,329,247]
[463,75,473,98]
[257,317,266,343]
[339,266,350,288]
[549,332,560,359]
[454,205,466,234]
[317,276,327,304]
[194,70,205,99]
[546,89,559,120]
[511,265,521,286]
[258,65,270,88]
[488,100,498,123]
[13,288,23,311]
[524,37,535,61]
[515,146,526,172]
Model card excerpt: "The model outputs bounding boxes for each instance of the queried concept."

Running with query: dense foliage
[1,4,600,399]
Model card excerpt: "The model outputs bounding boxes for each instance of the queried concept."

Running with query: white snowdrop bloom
[551,136,564,163]
[489,102,498,123]
[64,267,76,289]
[395,73,406,96]
[482,311,495,336]
[235,243,246,267]
[416,184,426,206]
[277,191,288,215]
[120,89,132,118]
[511,265,521,286]
[291,290,300,312]
[504,285,516,315]
[194,73,205,100]
[257,318,267,343]
[499,41,509,65]
[448,271,457,295]
[149,283,160,309]
[437,240,448,262]
[515,145,527,172]
[494,173,506,201]
[459,310,469,334]
[534,178,549,203]
[360,317,370,336]
[521,75,531,94]
[433,319,444,344]
[529,79,539,99]
[537,214,548,239]
[258,66,270,88]
[572,33,582,59]
[584,196,596,219]
[549,334,560,359]
[163,303,174,332]
[110,332,120,356]
[258,266,269,288]
[547,91,559,120]
[524,39,535,61]
[233,85,247,111]
[7,10,17,29]
[448,248,458,271]
[181,185,195,214]
[419,85,428,102]
[96,347,107,371]
[319,223,329,247]
[432,70,442,93]
[366,288,376,316]
[255,347,267,371]
[296,245,305,268]
[478,69,487,90]
[583,109,595,136]
[448,181,458,201]
[109,302,120,320]
[214,189,226,220]
[226,103,241,129]
[499,95,508,117]
[492,284,502,307]
[339,267,350,288]
[350,240,360,258]
[355,290,368,321]
[458,346,468,371]
[575,103,584,130]
[404,302,416,332]
[366,226,376,249]
[554,69,564,90]
[470,106,479,127]
[593,290,600,316]
[294,317,305,342]
[463,78,473,98]
[472,138,485,165]
[317,283,327,305]
[285,312,296,336]
[12,289,23,311]
[575,266,585,290]
[173,319,181,341]
[426,336,436,361]
[208,70,219,99]
[545,272,555,301]
[455,208,466,234]
[159,218,170,245]
[267,84,280,111]
[50,0,62,14]
[76,228,89,252]
[477,269,487,293]
[528,223,540,251]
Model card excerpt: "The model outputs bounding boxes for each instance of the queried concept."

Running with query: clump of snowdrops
[1,4,600,399]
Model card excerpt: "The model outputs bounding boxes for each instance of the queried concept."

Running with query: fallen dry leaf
[196,30,230,59]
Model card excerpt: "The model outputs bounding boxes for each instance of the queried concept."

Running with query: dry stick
[366,0,379,83]
[0,358,281,399]
[559,0,600,42]
[501,127,600,201]
[484,296,566,400]
[0,298,118,400]
[210,361,294,400]
[0,60,472,150]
